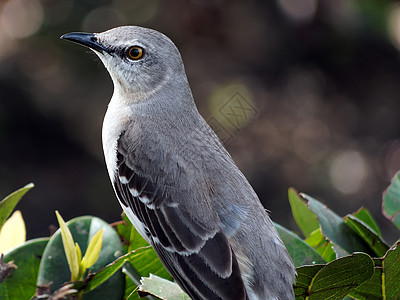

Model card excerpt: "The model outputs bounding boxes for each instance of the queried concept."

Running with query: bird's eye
[127,46,144,60]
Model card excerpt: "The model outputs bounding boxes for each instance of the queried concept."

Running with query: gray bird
[61,26,295,300]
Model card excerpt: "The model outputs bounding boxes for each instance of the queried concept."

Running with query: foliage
[286,175,400,300]
[55,211,104,283]
[0,171,399,300]
[0,210,26,254]
[36,215,124,300]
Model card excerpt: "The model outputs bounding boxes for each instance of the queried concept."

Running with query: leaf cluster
[0,172,399,299]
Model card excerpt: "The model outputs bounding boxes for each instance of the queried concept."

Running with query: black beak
[60,32,108,53]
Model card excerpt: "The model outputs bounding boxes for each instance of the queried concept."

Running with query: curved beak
[61,32,108,53]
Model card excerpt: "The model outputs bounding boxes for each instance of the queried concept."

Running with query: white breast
[102,97,151,243]
[101,97,130,181]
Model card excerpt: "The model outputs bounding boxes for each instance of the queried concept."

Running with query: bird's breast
[102,101,132,181]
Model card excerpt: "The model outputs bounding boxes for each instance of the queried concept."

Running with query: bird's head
[61,26,185,102]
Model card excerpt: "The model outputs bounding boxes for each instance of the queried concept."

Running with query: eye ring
[127,46,144,60]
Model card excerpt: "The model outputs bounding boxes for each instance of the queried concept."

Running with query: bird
[61,26,296,300]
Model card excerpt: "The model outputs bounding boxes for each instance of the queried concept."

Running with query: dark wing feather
[114,137,248,300]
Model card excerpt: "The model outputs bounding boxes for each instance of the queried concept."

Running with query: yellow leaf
[75,242,82,264]
[80,257,87,279]
[83,228,103,269]
[76,242,87,279]
[0,210,26,254]
[55,211,79,281]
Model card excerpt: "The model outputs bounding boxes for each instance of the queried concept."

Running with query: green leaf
[331,243,350,259]
[349,242,400,299]
[0,183,34,230]
[85,248,135,292]
[114,213,171,299]
[122,255,147,287]
[125,245,172,282]
[138,274,190,300]
[86,246,157,291]
[288,188,319,237]
[353,207,382,237]
[37,216,125,300]
[86,247,167,298]
[383,243,400,299]
[305,228,337,262]
[122,245,172,300]
[124,277,140,300]
[348,258,383,300]
[382,171,400,230]
[275,223,325,267]
[344,215,389,257]
[294,264,324,298]
[124,265,158,300]
[0,238,49,300]
[55,211,80,281]
[294,252,375,299]
[114,212,149,253]
[83,228,103,269]
[303,193,373,256]
[115,213,171,281]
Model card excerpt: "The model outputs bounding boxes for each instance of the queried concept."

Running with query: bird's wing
[114,134,248,300]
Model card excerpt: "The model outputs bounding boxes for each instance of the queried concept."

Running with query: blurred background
[1,0,400,243]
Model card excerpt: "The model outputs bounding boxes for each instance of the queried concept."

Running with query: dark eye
[127,46,144,60]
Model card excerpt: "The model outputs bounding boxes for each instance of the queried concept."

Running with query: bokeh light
[378,139,400,180]
[330,151,369,195]
[0,0,43,39]
[82,6,127,32]
[388,4,400,51]
[277,0,317,22]
[0,0,400,243]
[293,118,330,163]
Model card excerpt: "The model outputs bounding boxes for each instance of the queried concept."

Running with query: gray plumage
[61,26,296,300]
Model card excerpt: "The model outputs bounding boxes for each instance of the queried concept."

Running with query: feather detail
[112,136,248,300]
